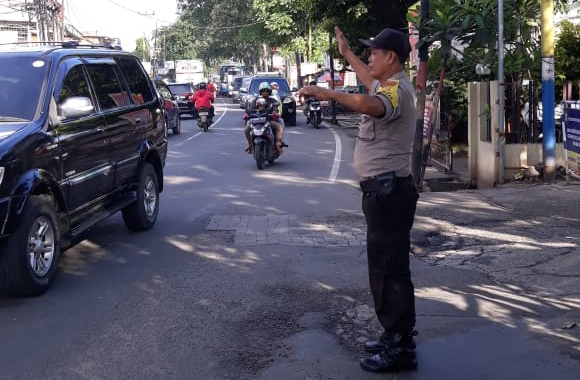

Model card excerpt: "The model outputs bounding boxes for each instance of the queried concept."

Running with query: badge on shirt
[377,80,399,109]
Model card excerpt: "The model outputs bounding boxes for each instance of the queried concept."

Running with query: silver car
[238,77,253,109]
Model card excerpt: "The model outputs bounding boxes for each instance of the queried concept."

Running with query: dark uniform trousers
[360,174,419,335]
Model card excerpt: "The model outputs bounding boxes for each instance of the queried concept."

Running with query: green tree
[133,36,151,62]
[171,0,267,71]
[555,20,580,86]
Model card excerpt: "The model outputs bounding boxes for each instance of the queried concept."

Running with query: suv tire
[286,113,297,127]
[0,195,61,297]
[172,116,181,135]
[122,163,159,231]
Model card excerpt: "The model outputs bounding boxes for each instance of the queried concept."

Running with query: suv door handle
[135,117,141,124]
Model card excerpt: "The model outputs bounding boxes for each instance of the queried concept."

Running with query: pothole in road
[218,284,379,377]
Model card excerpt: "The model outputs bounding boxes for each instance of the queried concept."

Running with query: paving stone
[207,214,367,247]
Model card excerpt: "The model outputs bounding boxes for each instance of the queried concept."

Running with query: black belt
[359,172,413,193]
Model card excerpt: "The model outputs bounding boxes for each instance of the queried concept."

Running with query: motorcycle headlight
[283,96,294,104]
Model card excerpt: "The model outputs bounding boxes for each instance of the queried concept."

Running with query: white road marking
[326,124,342,183]
[174,105,228,147]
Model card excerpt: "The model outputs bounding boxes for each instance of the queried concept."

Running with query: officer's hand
[298,86,330,101]
[335,26,351,56]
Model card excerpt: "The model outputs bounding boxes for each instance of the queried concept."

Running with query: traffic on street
[1,0,580,378]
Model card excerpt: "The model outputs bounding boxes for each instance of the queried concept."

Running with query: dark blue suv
[0,43,168,297]
[246,74,297,126]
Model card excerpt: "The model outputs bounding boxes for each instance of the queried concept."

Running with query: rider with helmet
[206,79,216,98]
[256,97,269,112]
[191,82,215,121]
[303,80,319,118]
[270,81,284,116]
[244,82,285,154]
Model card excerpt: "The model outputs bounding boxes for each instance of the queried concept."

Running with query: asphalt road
[1,99,579,380]
[0,99,368,380]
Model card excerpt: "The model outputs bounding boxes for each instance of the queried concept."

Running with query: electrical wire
[102,0,174,24]
[0,2,21,12]
[101,0,263,30]
[64,0,89,38]
[187,21,264,31]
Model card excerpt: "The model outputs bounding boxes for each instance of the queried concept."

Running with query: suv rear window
[117,56,154,104]
[233,77,245,89]
[85,63,131,110]
[167,83,192,95]
[0,56,49,120]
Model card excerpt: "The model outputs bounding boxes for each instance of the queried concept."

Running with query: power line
[0,2,22,12]
[64,0,89,36]
[101,0,263,31]
[102,0,174,24]
[187,20,264,31]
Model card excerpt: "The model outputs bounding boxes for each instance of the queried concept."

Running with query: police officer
[298,26,419,373]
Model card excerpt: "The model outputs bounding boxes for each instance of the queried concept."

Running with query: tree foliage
[555,20,580,84]
[133,37,151,62]
[165,0,419,72]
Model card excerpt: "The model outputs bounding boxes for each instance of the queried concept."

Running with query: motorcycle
[305,96,322,129]
[247,111,280,170]
[197,107,212,132]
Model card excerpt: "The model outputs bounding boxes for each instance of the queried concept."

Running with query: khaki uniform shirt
[353,71,416,179]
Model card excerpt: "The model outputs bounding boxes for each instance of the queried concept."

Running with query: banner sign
[563,108,580,174]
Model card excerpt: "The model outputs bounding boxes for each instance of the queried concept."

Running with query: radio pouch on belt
[360,171,396,197]
[375,171,396,197]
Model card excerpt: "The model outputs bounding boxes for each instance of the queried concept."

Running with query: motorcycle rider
[244,82,285,154]
[270,81,285,121]
[191,82,215,122]
[206,79,216,99]
[303,80,319,122]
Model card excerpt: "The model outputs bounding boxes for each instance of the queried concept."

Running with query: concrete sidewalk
[309,115,580,379]
[329,113,470,189]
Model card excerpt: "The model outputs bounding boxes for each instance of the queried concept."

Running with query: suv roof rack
[253,71,283,77]
[0,40,123,50]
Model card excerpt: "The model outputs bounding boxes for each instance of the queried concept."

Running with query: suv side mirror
[58,96,94,119]
[240,88,247,94]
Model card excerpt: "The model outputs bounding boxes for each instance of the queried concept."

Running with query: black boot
[360,332,418,373]
[364,330,417,354]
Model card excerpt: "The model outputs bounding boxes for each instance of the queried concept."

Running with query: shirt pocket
[357,115,375,141]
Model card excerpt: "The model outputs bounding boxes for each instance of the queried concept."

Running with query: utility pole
[20,0,62,43]
[412,0,430,188]
[541,0,556,182]
[498,0,505,184]
[138,11,155,54]
[153,21,158,78]
[60,0,64,40]
[34,0,47,42]
[329,33,337,125]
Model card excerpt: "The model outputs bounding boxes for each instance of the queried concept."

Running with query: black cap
[358,28,411,61]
